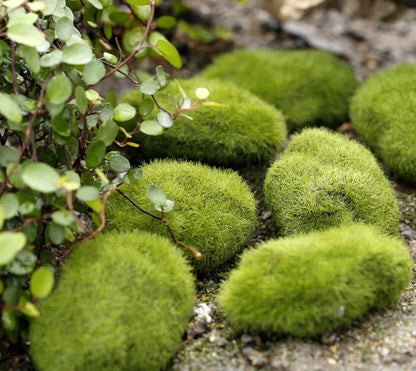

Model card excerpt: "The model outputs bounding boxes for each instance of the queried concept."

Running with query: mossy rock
[200,49,359,132]
[350,64,416,184]
[29,231,194,371]
[105,160,257,276]
[218,224,413,338]
[119,78,287,167]
[264,128,400,236]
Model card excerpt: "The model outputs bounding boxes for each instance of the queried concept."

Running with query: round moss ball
[200,49,359,132]
[350,64,416,184]
[119,77,287,167]
[105,160,257,276]
[264,128,400,236]
[218,224,413,338]
[29,231,195,371]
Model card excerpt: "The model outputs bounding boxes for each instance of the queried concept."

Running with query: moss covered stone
[218,224,412,338]
[264,128,400,236]
[350,64,416,184]
[200,49,358,132]
[105,160,257,276]
[119,78,287,167]
[29,231,194,371]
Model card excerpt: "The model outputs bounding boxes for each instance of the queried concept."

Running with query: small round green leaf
[114,103,136,122]
[22,46,40,74]
[30,267,55,299]
[22,162,60,193]
[62,43,93,65]
[7,24,46,47]
[85,140,106,168]
[56,17,73,42]
[140,120,163,135]
[47,222,65,245]
[76,186,100,202]
[0,145,19,166]
[0,93,22,123]
[139,99,154,116]
[155,199,175,213]
[0,193,19,219]
[156,16,176,29]
[156,39,182,69]
[109,156,130,173]
[99,103,114,122]
[0,232,27,266]
[87,0,103,9]
[83,59,106,85]
[157,111,173,128]
[51,210,74,226]
[97,120,118,146]
[147,184,166,207]
[40,50,63,67]
[140,79,160,95]
[123,169,142,184]
[75,86,88,115]
[46,76,73,105]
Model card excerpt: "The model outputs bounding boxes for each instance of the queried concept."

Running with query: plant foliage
[218,224,412,337]
[264,128,400,236]
[201,49,359,132]
[29,231,195,371]
[105,160,257,276]
[350,63,416,184]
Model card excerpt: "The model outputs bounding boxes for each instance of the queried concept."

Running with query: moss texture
[350,64,416,184]
[105,160,257,276]
[29,231,194,371]
[218,224,413,338]
[264,128,400,236]
[119,78,287,167]
[200,49,359,132]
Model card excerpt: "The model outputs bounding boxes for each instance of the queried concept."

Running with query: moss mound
[105,160,257,276]
[120,78,287,167]
[29,231,194,371]
[264,128,400,236]
[350,64,416,184]
[218,224,412,338]
[200,49,358,132]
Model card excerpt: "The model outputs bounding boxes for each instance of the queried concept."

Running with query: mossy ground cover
[120,78,287,167]
[200,49,358,132]
[218,224,413,338]
[350,64,416,184]
[29,232,195,371]
[264,128,400,236]
[105,160,257,277]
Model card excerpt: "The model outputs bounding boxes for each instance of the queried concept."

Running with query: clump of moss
[218,224,413,338]
[105,160,257,276]
[264,128,400,236]
[350,64,416,184]
[29,231,194,371]
[200,49,358,132]
[119,78,287,167]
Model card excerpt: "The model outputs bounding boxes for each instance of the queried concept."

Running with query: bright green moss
[264,128,400,236]
[105,160,257,276]
[119,78,287,167]
[200,49,359,132]
[350,64,416,184]
[218,224,413,338]
[29,231,194,371]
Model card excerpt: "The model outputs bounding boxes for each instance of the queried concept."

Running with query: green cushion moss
[105,160,257,276]
[29,231,194,371]
[350,64,416,184]
[264,128,400,236]
[218,224,413,338]
[200,49,359,132]
[119,78,287,167]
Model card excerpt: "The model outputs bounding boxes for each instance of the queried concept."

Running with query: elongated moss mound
[29,231,194,371]
[264,128,400,236]
[350,64,416,184]
[119,78,287,167]
[105,160,257,276]
[200,49,358,132]
[219,224,412,338]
